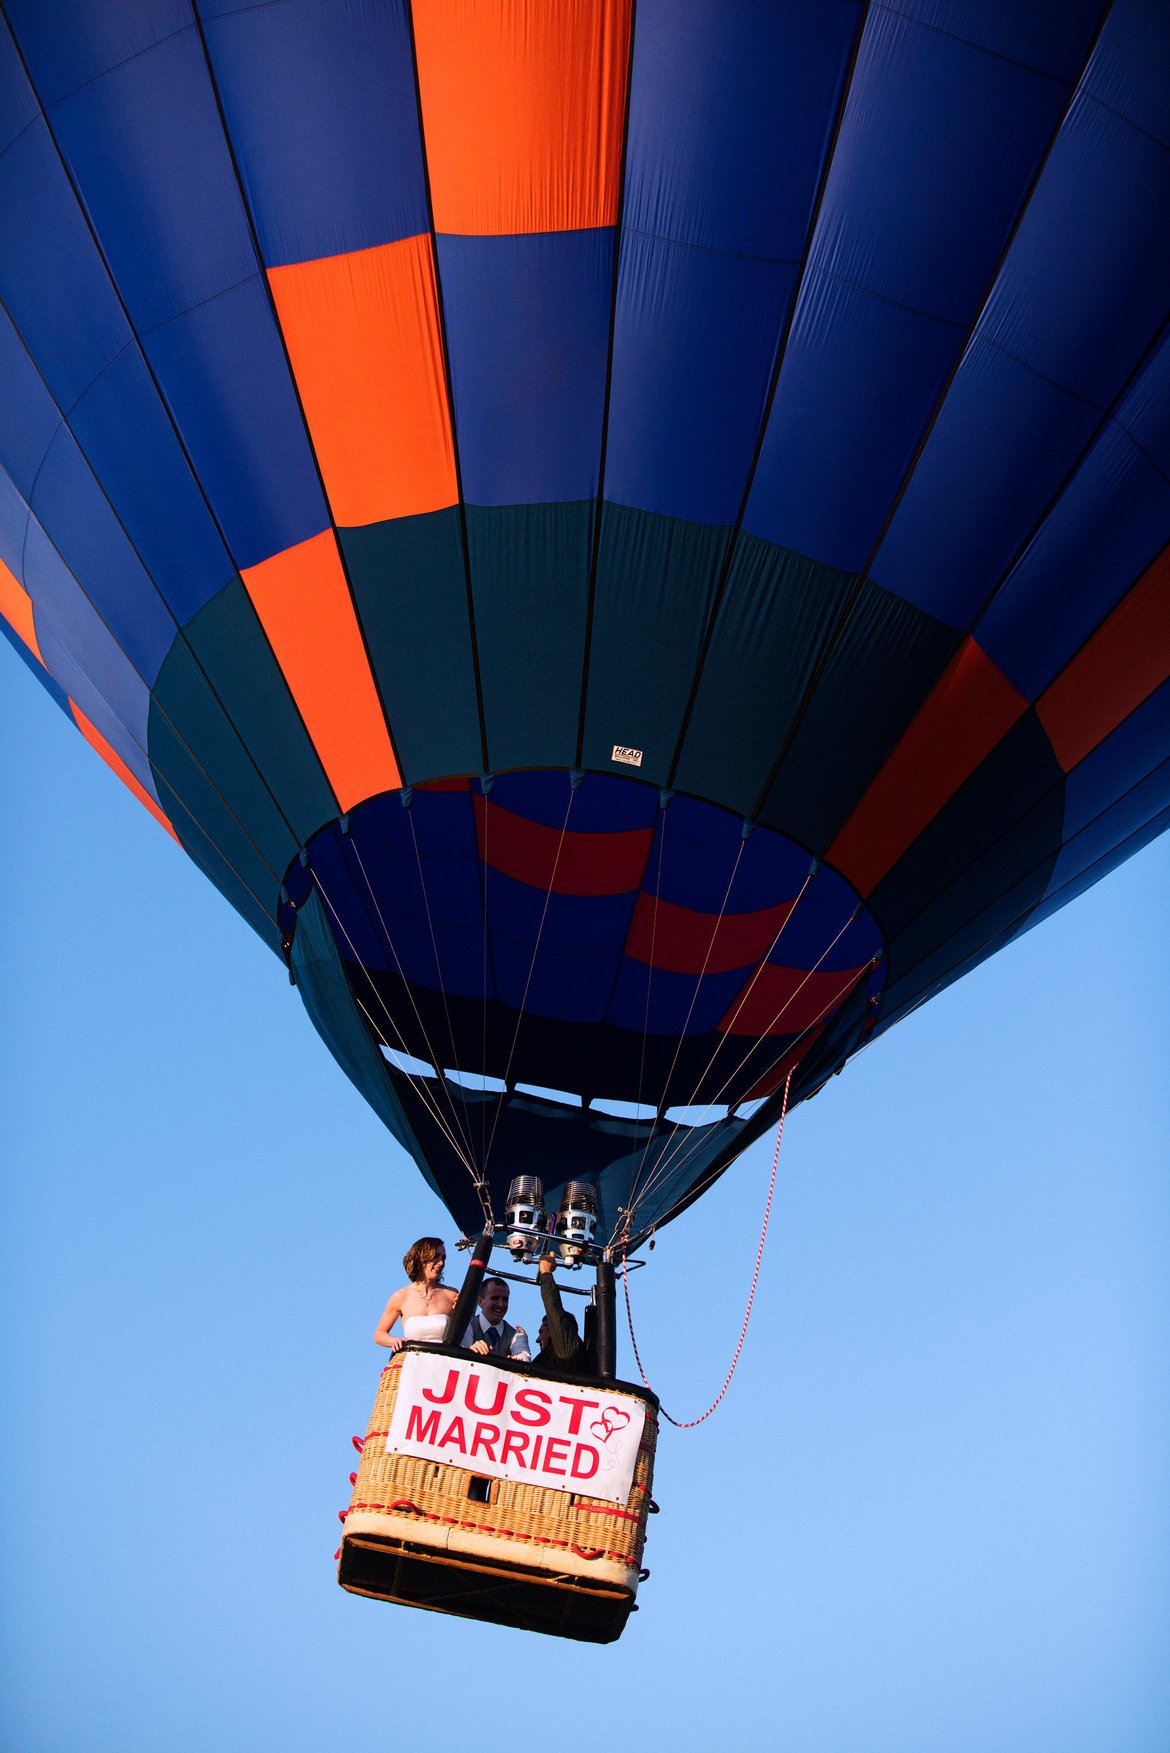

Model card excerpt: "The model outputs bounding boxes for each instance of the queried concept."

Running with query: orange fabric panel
[1037,549,1170,773]
[269,235,457,527]
[71,704,180,843]
[826,638,1028,897]
[240,530,401,812]
[0,558,44,663]
[413,0,632,235]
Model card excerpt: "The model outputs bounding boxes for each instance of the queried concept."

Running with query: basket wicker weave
[338,1344,659,1642]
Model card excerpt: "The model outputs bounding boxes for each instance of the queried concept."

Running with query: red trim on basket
[573,1503,644,1523]
[351,1435,365,1453]
[353,1498,634,1565]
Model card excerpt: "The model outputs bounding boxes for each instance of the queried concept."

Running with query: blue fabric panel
[0,16,40,151]
[491,771,658,835]
[30,427,175,684]
[624,0,858,261]
[0,617,70,715]
[815,7,1071,326]
[745,2,1086,570]
[467,502,591,773]
[25,523,158,802]
[437,230,613,507]
[744,268,960,569]
[978,92,1170,411]
[0,121,132,415]
[870,337,1101,627]
[486,881,637,965]
[3,0,191,110]
[772,894,883,973]
[0,312,62,500]
[605,229,792,525]
[606,961,746,1036]
[1082,0,1170,148]
[1114,327,1170,479]
[1023,806,1170,942]
[1061,680,1170,841]
[67,347,236,625]
[674,539,854,817]
[0,469,30,579]
[201,0,428,266]
[579,504,726,783]
[142,276,327,568]
[892,0,1101,78]
[1048,760,1170,895]
[45,26,255,334]
[655,794,744,908]
[489,935,622,1026]
[976,425,1170,698]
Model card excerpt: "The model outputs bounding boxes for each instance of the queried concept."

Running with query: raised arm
[537,1258,579,1362]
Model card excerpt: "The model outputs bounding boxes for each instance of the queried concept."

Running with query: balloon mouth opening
[278,767,886,1120]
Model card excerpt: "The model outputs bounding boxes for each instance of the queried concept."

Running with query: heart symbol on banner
[590,1406,632,1445]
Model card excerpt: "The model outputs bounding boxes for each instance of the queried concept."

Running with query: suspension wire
[622,1072,792,1428]
[623,835,748,1220]
[481,784,577,1180]
[627,908,867,1217]
[632,942,872,1224]
[610,848,807,1248]
[309,867,480,1180]
[346,836,480,1175]
[405,806,483,1163]
[480,784,491,1173]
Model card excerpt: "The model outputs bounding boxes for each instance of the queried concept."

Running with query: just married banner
[386,1353,646,1504]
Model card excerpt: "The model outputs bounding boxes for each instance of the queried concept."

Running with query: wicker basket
[338,1344,659,1642]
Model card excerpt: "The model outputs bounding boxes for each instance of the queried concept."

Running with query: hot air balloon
[1,0,1168,1640]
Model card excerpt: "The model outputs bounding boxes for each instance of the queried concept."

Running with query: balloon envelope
[1,0,1167,1240]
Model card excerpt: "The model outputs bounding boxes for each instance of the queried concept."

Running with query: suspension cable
[348,833,479,1175]
[622,1072,792,1428]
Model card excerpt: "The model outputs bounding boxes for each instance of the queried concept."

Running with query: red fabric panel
[720,963,866,1038]
[71,704,179,843]
[1037,548,1170,772]
[624,893,795,975]
[474,793,652,896]
[826,637,1028,897]
[739,1031,823,1103]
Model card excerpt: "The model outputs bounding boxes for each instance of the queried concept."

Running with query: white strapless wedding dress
[401,1314,449,1344]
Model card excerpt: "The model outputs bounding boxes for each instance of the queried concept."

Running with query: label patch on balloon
[386,1353,646,1503]
[611,744,643,767]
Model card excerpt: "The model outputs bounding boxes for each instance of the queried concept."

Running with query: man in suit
[463,1275,531,1361]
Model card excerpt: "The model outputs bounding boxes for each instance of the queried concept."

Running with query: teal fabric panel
[580,503,727,786]
[340,509,482,783]
[466,501,592,772]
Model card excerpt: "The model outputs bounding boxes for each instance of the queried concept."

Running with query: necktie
[485,1325,500,1347]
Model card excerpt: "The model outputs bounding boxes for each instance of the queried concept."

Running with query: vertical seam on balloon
[741,1,1115,822]
[0,7,336,849]
[0,299,295,904]
[404,0,490,776]
[964,312,1170,662]
[190,3,406,792]
[574,0,640,769]
[662,0,872,792]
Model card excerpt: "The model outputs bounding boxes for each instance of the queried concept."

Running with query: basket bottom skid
[338,1530,635,1643]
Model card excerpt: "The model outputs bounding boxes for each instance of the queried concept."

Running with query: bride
[374,1237,459,1351]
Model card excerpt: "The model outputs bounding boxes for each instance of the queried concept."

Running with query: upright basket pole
[444,1232,494,1344]
[595,1257,617,1379]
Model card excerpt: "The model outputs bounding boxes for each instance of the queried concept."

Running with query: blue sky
[2,641,1168,1753]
